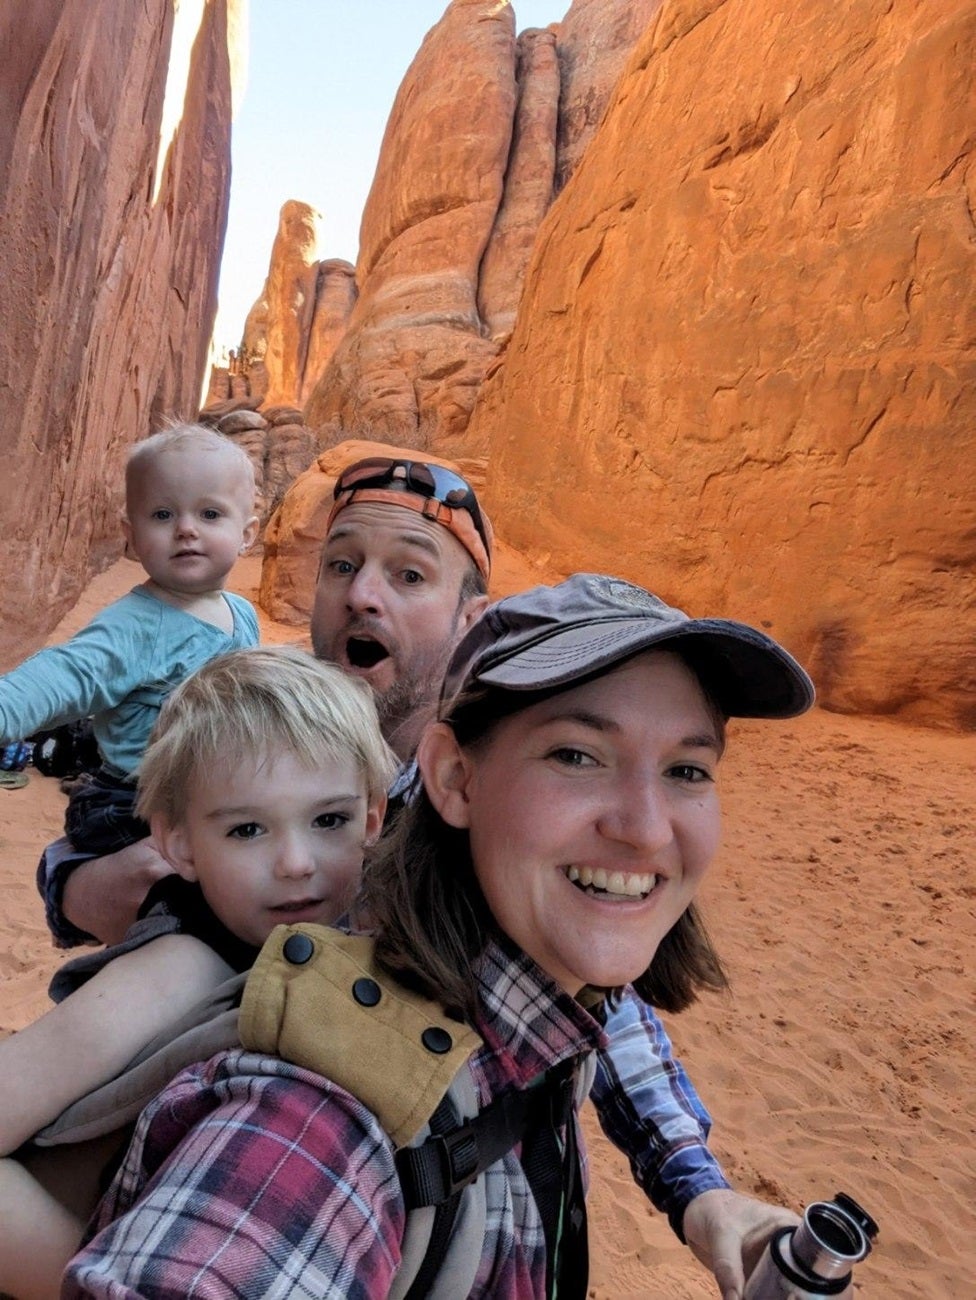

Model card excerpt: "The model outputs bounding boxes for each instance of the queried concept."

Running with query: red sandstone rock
[469,0,976,729]
[478,27,560,343]
[553,0,662,192]
[258,201,324,408]
[303,0,518,455]
[0,0,241,668]
[227,420,318,532]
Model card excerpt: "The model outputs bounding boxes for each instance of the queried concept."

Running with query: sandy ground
[1,552,973,1298]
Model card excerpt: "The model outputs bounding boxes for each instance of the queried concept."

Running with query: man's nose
[346,566,385,614]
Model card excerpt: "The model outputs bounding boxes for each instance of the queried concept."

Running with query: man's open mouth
[346,637,390,669]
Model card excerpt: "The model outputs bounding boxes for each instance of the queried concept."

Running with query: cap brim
[476,617,814,719]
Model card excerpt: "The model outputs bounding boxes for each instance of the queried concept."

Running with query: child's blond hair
[125,423,255,512]
[137,646,397,825]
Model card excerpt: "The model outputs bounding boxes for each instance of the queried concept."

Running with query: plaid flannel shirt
[595,988,730,1237]
[63,939,606,1299]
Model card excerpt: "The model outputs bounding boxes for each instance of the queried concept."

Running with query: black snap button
[352,978,382,1007]
[282,933,315,965]
[421,1026,453,1055]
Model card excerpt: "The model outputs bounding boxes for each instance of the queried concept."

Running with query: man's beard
[372,639,455,754]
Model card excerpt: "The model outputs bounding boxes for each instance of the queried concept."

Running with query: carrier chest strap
[395,1078,539,1207]
[395,1060,588,1300]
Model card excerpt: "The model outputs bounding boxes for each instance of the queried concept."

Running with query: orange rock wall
[258,201,324,408]
[471,0,976,729]
[0,0,241,669]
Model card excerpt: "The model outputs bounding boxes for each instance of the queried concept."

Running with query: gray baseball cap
[440,573,815,720]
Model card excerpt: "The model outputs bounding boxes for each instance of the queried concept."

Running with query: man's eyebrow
[325,523,442,559]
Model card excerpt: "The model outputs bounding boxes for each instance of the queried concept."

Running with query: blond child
[0,646,396,1300]
[0,423,260,857]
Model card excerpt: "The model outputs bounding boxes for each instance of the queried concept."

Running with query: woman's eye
[227,822,262,840]
[669,764,713,784]
[329,559,356,576]
[314,812,349,830]
[549,747,596,768]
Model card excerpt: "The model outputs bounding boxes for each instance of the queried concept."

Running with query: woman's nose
[597,780,674,853]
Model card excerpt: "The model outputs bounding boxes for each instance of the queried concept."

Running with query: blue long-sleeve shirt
[0,586,257,774]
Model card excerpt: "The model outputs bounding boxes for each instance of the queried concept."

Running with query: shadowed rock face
[470,0,976,729]
[0,0,241,668]
[553,0,663,192]
[478,26,561,344]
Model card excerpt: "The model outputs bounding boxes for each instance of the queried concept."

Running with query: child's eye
[227,822,263,840]
[314,812,350,830]
[548,747,597,768]
[152,509,173,521]
[201,508,221,521]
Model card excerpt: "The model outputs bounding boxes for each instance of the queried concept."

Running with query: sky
[213,0,565,352]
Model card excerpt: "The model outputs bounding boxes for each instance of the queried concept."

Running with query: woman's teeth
[566,865,657,898]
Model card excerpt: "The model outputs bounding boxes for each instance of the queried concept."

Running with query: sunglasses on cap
[332,457,491,559]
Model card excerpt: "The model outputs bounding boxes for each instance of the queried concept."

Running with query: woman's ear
[150,813,198,882]
[417,722,474,829]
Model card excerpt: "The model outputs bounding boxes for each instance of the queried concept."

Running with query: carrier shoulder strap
[239,924,482,1148]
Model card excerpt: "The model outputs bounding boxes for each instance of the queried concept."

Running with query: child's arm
[0,933,234,1155]
[0,1155,82,1300]
[0,599,153,744]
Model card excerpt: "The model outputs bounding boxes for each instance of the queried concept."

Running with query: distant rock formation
[224,0,655,458]
[468,0,976,729]
[303,0,519,455]
[0,0,243,668]
[231,202,358,411]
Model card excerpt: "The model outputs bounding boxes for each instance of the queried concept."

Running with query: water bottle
[744,1192,878,1298]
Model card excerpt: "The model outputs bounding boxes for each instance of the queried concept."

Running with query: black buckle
[396,1120,480,1207]
[432,1123,479,1197]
